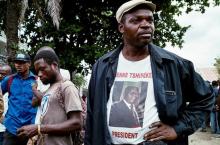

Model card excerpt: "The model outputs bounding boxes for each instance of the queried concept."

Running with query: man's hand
[32,97,40,107]
[17,124,38,138]
[144,121,177,141]
[31,82,43,107]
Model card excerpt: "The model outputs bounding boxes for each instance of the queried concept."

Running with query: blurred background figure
[1,53,37,145]
[0,64,12,145]
[210,80,220,134]
[0,65,11,82]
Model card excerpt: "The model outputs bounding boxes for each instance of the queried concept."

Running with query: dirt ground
[189,129,220,145]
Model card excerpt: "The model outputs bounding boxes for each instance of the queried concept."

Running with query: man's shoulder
[1,74,15,85]
[90,49,117,73]
[151,44,192,65]
[62,80,74,87]
[61,80,78,92]
[97,48,118,62]
[1,75,10,83]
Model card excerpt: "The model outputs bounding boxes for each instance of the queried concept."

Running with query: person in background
[0,65,12,82]
[217,80,220,135]
[33,46,71,125]
[0,64,12,145]
[84,0,214,145]
[200,81,212,132]
[25,46,72,145]
[1,53,37,145]
[210,80,220,134]
[17,48,82,145]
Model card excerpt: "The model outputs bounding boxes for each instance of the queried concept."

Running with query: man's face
[119,9,155,48]
[34,58,56,85]
[126,88,139,104]
[14,61,30,74]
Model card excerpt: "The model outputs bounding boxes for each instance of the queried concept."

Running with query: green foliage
[1,0,220,76]
[214,57,220,77]
[72,73,87,88]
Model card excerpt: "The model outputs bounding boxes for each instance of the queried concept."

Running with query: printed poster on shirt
[107,53,160,144]
[40,94,50,117]
[109,81,148,128]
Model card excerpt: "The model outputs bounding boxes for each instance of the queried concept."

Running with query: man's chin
[143,38,152,44]
[137,40,152,48]
[42,81,49,85]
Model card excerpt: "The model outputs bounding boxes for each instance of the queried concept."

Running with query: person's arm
[31,82,43,107]
[172,61,214,137]
[84,63,97,145]
[17,111,81,138]
[41,111,81,135]
[1,76,9,95]
[144,60,214,142]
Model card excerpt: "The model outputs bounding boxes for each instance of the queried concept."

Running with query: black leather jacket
[85,44,214,145]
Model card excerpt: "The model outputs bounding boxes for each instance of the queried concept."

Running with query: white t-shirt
[107,52,160,144]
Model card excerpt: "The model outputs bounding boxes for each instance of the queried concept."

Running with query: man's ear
[51,62,58,70]
[118,23,124,33]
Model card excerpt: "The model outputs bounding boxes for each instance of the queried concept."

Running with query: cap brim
[14,59,30,62]
[116,1,156,23]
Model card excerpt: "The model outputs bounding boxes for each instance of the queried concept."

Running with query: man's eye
[131,18,139,23]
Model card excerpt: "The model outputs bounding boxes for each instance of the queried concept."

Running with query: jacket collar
[102,45,122,64]
[102,43,174,64]
[148,43,174,64]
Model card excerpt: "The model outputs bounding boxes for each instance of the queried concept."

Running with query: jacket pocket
[165,91,176,103]
[165,90,178,120]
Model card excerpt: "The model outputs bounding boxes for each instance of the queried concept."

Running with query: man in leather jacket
[85,0,214,145]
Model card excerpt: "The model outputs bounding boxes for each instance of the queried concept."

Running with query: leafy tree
[72,73,87,89]
[4,0,20,60]
[0,0,62,60]
[1,0,220,75]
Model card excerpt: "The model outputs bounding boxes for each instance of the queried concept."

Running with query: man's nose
[140,20,150,27]
[38,71,43,77]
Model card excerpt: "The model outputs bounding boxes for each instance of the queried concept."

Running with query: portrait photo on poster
[109,81,148,128]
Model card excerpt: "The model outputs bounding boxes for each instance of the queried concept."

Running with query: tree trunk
[5,0,20,61]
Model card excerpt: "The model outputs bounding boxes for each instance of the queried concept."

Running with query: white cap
[116,0,156,23]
